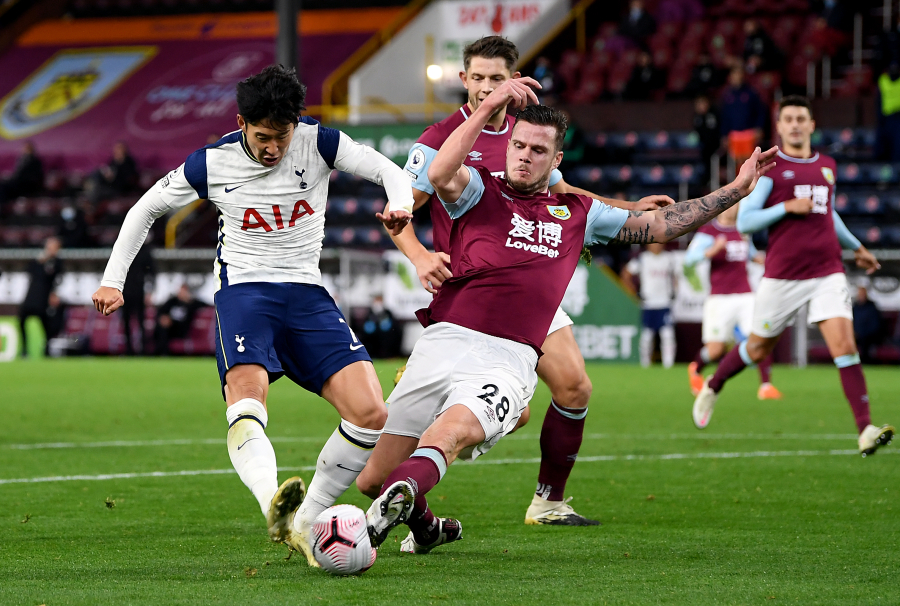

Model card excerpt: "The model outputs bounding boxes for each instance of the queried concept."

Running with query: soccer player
[683,203,781,399]
[91,65,414,566]
[692,95,894,456]
[356,36,673,528]
[364,77,777,551]
[621,243,679,368]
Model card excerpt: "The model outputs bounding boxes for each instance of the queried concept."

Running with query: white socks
[660,325,676,368]
[226,398,278,517]
[293,419,382,533]
[639,327,654,367]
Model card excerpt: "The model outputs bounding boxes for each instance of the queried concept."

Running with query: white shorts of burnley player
[91,65,416,568]
[691,94,893,457]
[364,80,779,550]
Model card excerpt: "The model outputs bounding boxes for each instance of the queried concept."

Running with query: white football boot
[524,495,600,526]
[858,424,895,457]
[692,380,718,429]
[266,476,305,543]
[400,518,463,554]
[366,480,415,548]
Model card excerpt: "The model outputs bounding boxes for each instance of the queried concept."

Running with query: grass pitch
[1,359,898,605]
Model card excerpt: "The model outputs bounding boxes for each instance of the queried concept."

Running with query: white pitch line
[3,433,859,451]
[1,448,895,486]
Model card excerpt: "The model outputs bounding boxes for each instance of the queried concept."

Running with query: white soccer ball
[312,504,377,575]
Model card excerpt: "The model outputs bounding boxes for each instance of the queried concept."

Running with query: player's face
[776,106,815,149]
[505,122,563,195]
[237,115,294,167]
[460,57,518,114]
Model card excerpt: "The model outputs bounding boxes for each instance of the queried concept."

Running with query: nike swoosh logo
[336,464,363,472]
[224,184,244,193]
[237,438,258,450]
[350,344,364,351]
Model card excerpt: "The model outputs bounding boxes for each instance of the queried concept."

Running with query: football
[312,504,377,575]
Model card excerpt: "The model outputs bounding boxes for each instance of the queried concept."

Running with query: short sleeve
[439,165,485,219]
[549,168,563,187]
[625,257,640,274]
[404,143,438,195]
[584,200,630,245]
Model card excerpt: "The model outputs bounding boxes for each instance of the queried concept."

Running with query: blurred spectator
[357,295,400,358]
[0,141,43,205]
[853,285,883,364]
[684,54,727,98]
[559,109,586,174]
[85,141,138,202]
[656,0,704,23]
[44,292,67,346]
[206,133,221,145]
[154,283,204,356]
[719,64,767,145]
[875,19,900,74]
[625,52,664,100]
[743,19,783,74]
[875,62,900,162]
[57,202,90,248]
[618,0,656,48]
[122,242,155,355]
[809,0,853,56]
[532,56,559,103]
[18,237,62,357]
[693,95,721,174]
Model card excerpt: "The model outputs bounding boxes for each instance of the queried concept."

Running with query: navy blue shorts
[214,282,371,399]
[642,307,673,331]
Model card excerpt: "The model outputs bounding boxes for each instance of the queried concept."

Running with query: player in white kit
[621,243,679,367]
[91,65,414,566]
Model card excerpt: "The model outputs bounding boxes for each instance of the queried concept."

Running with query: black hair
[463,36,519,72]
[515,105,568,152]
[235,64,307,127]
[778,94,813,118]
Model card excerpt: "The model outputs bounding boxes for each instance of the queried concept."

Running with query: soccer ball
[312,504,377,575]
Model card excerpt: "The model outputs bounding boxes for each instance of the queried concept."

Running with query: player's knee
[351,402,388,431]
[355,469,383,499]
[554,372,592,409]
[226,381,266,405]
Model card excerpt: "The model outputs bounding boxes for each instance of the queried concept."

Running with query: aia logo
[241,200,314,231]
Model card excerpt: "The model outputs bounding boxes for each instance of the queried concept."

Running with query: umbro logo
[224,184,244,193]
[782,170,795,179]
[501,192,514,202]
[468,150,483,161]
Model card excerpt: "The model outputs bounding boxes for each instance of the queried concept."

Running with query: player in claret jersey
[683,202,781,400]
[692,95,894,456]
[362,77,777,552]
[92,65,415,567]
[356,36,672,528]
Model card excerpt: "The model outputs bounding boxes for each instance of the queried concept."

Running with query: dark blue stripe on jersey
[302,115,340,169]
[206,130,242,149]
[216,211,229,287]
[184,149,208,199]
[338,424,376,449]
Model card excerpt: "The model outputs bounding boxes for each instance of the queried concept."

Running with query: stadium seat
[568,76,605,104]
[747,71,781,104]
[168,307,216,355]
[634,164,669,186]
[666,63,693,95]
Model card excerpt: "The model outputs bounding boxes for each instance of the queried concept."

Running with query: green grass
[1,359,898,606]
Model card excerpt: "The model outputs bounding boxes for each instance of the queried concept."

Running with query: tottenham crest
[821,167,835,185]
[0,47,156,139]
[547,205,571,220]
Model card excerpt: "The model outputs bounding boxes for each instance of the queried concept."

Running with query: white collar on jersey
[459,105,510,135]
[776,150,819,163]
[712,218,737,231]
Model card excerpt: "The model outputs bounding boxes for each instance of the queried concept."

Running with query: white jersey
[625,250,678,309]
[101,117,413,291]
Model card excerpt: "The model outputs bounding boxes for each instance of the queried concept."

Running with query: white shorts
[384,322,539,461]
[751,273,852,338]
[548,306,574,336]
[702,293,755,344]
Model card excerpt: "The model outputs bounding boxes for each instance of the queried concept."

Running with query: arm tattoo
[659,187,741,239]
[613,222,655,244]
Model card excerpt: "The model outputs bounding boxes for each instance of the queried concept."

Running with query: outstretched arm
[551,176,674,211]
[597,147,778,245]
[832,207,881,274]
[429,77,539,204]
